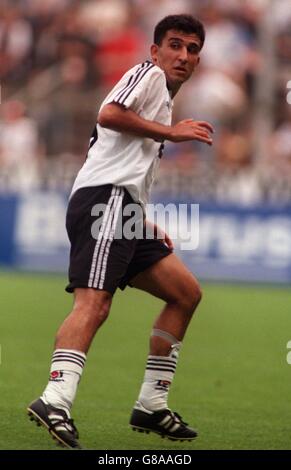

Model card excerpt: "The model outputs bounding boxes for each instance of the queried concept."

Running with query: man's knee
[73,289,112,325]
[175,281,202,314]
[83,299,111,325]
[194,283,203,306]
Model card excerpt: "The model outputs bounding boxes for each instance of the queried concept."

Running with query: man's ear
[150,44,159,65]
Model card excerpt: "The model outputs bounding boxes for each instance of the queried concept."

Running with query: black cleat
[130,406,198,441]
[27,398,81,449]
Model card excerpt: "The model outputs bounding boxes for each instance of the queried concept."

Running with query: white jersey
[70,61,173,210]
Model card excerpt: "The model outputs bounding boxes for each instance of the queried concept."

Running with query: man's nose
[178,47,188,63]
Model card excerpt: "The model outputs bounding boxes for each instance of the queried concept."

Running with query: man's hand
[169,119,214,145]
[145,220,174,250]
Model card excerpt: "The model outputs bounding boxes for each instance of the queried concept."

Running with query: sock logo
[155,380,171,391]
[50,370,64,382]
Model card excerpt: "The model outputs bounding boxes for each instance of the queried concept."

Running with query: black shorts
[65,185,171,295]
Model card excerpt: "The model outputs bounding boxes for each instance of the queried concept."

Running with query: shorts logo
[50,370,64,381]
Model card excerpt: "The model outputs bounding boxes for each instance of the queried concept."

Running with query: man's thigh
[130,252,201,303]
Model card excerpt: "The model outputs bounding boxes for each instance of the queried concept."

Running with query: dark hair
[154,14,205,49]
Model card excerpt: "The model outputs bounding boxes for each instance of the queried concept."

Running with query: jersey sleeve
[105,63,166,112]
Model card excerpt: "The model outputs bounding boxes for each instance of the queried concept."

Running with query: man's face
[151,29,202,92]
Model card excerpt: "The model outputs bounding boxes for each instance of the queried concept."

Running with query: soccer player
[27,14,213,448]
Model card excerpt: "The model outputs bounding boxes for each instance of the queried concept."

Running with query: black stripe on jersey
[113,70,138,102]
[88,126,98,150]
[113,62,146,102]
[118,64,155,105]
[114,61,152,103]
[85,125,98,161]
[158,143,165,159]
[115,62,155,105]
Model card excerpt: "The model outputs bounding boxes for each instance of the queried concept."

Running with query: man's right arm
[98,103,214,145]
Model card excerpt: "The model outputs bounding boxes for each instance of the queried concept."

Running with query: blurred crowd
[1,0,291,205]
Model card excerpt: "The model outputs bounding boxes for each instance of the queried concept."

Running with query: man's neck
[166,81,181,98]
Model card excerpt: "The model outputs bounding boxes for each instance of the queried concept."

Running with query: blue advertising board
[0,192,70,272]
[0,192,291,284]
[174,203,291,284]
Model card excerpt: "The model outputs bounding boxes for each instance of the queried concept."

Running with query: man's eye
[188,46,199,54]
[170,43,180,49]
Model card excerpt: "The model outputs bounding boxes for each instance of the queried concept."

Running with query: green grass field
[0,271,290,450]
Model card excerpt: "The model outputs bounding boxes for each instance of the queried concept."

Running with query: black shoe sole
[130,424,197,442]
[27,406,75,449]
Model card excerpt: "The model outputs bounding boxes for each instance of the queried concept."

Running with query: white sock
[136,347,179,412]
[41,349,86,416]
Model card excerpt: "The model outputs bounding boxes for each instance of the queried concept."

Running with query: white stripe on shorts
[97,188,124,289]
[88,186,124,290]
[88,186,119,288]
[92,187,123,288]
